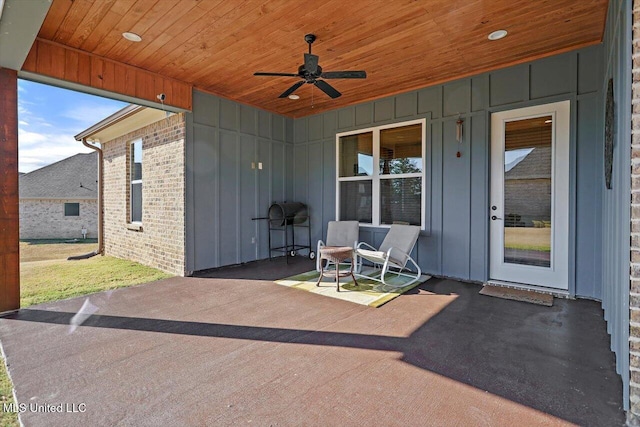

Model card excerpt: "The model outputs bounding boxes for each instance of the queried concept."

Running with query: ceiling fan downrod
[305,33,316,54]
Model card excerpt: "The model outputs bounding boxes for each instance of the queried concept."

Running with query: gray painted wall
[601,0,631,410]
[290,45,604,299]
[185,91,293,273]
[184,45,607,300]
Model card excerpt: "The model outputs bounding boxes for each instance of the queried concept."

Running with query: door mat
[479,285,553,306]
[275,267,431,308]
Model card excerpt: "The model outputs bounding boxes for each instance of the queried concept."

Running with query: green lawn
[0,245,172,426]
[20,239,98,262]
[504,227,551,252]
[20,256,171,307]
[0,355,16,427]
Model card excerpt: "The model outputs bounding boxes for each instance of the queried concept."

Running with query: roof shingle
[19,152,98,200]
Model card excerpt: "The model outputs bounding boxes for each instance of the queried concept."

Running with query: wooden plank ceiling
[29,0,608,117]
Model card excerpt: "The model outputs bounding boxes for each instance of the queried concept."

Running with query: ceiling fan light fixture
[122,32,142,42]
[488,30,507,41]
[288,94,300,100]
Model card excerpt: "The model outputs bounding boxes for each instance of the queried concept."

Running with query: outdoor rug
[275,267,431,307]
[479,285,554,306]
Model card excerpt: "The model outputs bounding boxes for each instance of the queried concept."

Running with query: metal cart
[255,202,315,263]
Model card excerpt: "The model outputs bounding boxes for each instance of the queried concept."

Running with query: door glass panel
[503,116,552,267]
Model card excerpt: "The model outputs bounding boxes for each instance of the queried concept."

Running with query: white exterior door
[489,101,570,290]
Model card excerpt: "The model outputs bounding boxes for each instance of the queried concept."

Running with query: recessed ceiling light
[122,32,142,42]
[288,94,300,100]
[488,30,507,41]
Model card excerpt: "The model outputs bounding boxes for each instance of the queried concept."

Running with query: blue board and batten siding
[601,0,632,410]
[289,45,604,298]
[185,46,606,299]
[185,91,294,273]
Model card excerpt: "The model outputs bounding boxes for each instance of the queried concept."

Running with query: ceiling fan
[254,34,367,99]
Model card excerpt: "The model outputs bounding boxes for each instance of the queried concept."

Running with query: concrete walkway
[0,258,625,426]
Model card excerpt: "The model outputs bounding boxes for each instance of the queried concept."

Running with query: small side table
[316,246,358,292]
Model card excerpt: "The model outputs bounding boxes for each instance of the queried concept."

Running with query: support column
[0,68,20,313]
[632,0,640,423]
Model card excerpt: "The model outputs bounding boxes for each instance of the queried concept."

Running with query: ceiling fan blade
[278,81,305,98]
[321,71,367,79]
[304,53,319,75]
[254,72,299,77]
[314,80,341,99]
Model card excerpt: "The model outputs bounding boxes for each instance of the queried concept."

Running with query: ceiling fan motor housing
[298,64,322,81]
[253,33,366,99]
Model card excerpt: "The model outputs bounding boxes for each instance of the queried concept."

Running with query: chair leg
[350,258,358,287]
[316,261,324,286]
[336,262,340,292]
[381,260,390,286]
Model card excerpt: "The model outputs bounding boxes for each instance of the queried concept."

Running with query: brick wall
[102,113,186,276]
[632,2,640,423]
[19,199,97,239]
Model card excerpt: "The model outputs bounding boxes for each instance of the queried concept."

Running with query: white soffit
[0,0,51,70]
[84,108,171,143]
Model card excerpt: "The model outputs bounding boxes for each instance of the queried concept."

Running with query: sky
[18,80,128,173]
[504,148,534,172]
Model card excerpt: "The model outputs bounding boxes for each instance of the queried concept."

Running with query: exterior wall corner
[630,0,640,419]
[102,113,187,276]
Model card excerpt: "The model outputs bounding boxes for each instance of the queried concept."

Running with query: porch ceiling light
[288,94,300,100]
[488,30,508,41]
[122,32,142,42]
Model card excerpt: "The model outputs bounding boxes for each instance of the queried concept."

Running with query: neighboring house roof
[19,152,98,200]
[505,147,552,181]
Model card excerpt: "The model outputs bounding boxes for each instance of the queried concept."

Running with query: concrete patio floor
[0,257,625,426]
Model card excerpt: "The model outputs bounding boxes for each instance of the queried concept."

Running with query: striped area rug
[275,267,430,308]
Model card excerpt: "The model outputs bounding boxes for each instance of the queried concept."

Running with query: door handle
[491,215,502,221]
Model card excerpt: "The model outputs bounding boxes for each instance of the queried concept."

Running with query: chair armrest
[356,241,377,251]
[386,246,410,267]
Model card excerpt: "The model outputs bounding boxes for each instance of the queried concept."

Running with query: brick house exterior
[19,199,97,239]
[504,146,552,226]
[88,109,186,276]
[19,152,98,239]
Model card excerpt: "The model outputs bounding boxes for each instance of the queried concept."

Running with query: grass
[0,354,16,427]
[0,241,172,426]
[20,256,172,307]
[504,227,551,252]
[20,239,98,262]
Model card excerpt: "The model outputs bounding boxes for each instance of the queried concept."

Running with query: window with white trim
[336,119,426,229]
[130,139,143,223]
